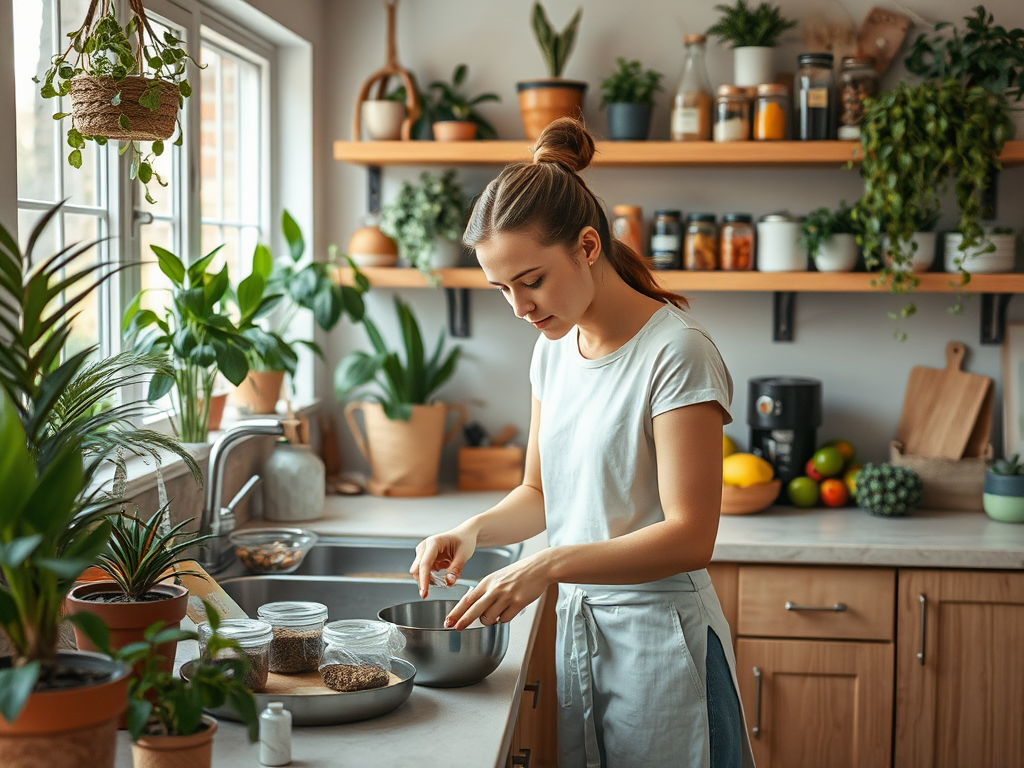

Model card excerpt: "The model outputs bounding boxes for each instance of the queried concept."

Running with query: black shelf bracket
[368,165,382,214]
[446,287,471,338]
[773,291,796,342]
[980,293,1013,345]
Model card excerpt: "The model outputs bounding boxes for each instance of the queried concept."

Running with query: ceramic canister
[263,443,326,522]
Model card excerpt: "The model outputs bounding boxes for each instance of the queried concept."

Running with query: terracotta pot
[0,651,129,768]
[348,222,398,268]
[202,392,228,432]
[66,582,189,676]
[432,120,477,141]
[131,715,218,768]
[516,79,587,140]
[233,371,285,414]
[345,401,467,497]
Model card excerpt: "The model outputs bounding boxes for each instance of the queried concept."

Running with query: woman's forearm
[457,483,547,548]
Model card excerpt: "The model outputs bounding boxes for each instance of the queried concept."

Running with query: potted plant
[364,82,410,141]
[336,296,464,497]
[379,169,469,279]
[983,453,1024,523]
[599,57,664,141]
[37,0,199,204]
[706,0,797,88]
[802,201,860,272]
[944,226,1017,274]
[117,607,259,768]
[517,2,585,140]
[883,209,941,275]
[428,64,501,141]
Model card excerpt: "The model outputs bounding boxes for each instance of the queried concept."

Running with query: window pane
[200,47,222,221]
[18,208,58,257]
[15,0,58,203]
[61,212,103,357]
[59,0,103,207]
[139,219,176,315]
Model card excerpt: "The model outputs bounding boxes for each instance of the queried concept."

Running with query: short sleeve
[529,334,546,401]
[649,329,734,425]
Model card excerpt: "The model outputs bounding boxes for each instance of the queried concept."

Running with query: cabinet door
[736,638,893,768]
[896,569,1024,768]
[512,584,559,768]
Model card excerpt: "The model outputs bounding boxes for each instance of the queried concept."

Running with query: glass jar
[650,210,682,270]
[671,34,713,141]
[319,620,406,692]
[720,214,755,270]
[757,213,806,272]
[198,618,273,692]
[612,205,645,258]
[713,86,751,142]
[754,84,789,141]
[257,601,328,674]
[797,53,835,140]
[838,56,879,140]
[684,214,718,270]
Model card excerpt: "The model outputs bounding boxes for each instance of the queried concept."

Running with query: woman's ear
[579,226,602,267]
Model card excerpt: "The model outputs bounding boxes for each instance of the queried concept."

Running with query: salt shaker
[259,702,292,766]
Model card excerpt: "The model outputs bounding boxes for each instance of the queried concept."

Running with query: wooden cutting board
[896,341,993,460]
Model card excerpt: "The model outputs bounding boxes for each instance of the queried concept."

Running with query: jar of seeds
[319,619,405,692]
[258,601,328,674]
[198,618,272,692]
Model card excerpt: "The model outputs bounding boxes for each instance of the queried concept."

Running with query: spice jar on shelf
[198,618,273,692]
[713,86,751,142]
[650,210,682,270]
[797,53,835,140]
[684,214,719,270]
[612,205,646,258]
[258,601,328,674]
[671,34,713,141]
[754,84,789,141]
[757,213,806,272]
[838,56,878,140]
[720,214,755,270]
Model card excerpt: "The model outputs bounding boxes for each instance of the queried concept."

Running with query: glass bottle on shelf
[797,52,835,140]
[671,34,713,141]
[838,56,878,140]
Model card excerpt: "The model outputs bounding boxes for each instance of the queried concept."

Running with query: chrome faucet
[199,418,285,573]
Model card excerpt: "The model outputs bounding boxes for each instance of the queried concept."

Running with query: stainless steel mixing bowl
[378,600,509,688]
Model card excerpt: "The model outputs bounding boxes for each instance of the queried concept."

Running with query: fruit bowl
[721,480,782,515]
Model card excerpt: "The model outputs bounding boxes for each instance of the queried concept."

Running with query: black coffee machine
[748,377,822,493]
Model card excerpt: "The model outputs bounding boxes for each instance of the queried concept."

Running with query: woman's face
[475,227,599,339]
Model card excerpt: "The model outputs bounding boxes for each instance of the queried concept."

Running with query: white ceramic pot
[944,232,1016,273]
[361,100,406,141]
[263,443,325,522]
[431,238,465,269]
[734,47,775,88]
[883,232,937,273]
[813,233,859,272]
[757,214,806,271]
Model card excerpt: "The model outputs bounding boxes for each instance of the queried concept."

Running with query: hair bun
[531,117,595,174]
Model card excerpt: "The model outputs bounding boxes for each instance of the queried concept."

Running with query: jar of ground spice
[258,601,328,674]
[754,84,789,141]
[319,619,406,692]
[720,214,755,270]
[684,214,719,270]
[198,618,273,692]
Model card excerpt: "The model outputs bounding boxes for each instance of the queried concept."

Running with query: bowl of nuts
[229,528,318,574]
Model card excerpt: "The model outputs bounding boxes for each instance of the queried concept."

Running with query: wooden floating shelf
[334,140,1024,169]
[337,268,1024,294]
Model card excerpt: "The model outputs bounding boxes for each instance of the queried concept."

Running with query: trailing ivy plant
[599,58,664,108]
[706,0,797,48]
[36,0,199,203]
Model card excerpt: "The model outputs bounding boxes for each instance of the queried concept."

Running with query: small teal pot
[607,103,652,141]
[983,472,1024,523]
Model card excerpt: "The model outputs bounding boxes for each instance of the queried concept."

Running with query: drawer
[737,565,895,641]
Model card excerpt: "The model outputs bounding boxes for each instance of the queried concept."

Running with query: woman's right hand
[410,528,478,599]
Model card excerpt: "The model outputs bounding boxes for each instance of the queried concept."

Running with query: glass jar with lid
[838,56,878,140]
[754,84,789,141]
[198,617,273,691]
[257,601,329,674]
[684,214,719,270]
[757,213,806,272]
[720,214,755,270]
[319,619,406,692]
[797,53,835,140]
[713,86,751,142]
[612,205,645,258]
[650,210,682,270]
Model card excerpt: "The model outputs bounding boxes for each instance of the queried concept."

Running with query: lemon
[722,453,774,487]
[723,435,737,459]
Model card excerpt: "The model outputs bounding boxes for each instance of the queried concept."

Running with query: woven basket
[889,440,992,511]
[70,75,178,141]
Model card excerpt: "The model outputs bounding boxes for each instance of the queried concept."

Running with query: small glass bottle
[713,86,751,142]
[684,214,718,270]
[754,84,789,141]
[198,618,273,692]
[797,53,835,140]
[650,210,682,270]
[257,601,329,674]
[611,205,645,258]
[671,34,713,141]
[259,702,292,767]
[838,56,879,140]
[720,214,755,270]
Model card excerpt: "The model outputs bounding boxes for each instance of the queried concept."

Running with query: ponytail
[608,240,686,309]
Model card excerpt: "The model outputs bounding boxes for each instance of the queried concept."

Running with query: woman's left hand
[444,552,551,631]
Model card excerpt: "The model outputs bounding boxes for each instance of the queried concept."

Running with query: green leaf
[217,343,249,386]
[252,244,273,279]
[204,265,230,307]
[152,140,164,157]
[0,662,40,724]
[187,245,223,286]
[126,699,153,741]
[0,395,33,528]
[68,149,82,168]
[67,611,111,654]
[151,245,186,286]
[138,162,153,184]
[237,273,265,317]
[179,79,192,99]
[281,211,304,262]
[335,351,385,396]
[118,113,130,131]
[148,371,175,401]
[0,535,43,568]
[111,91,121,106]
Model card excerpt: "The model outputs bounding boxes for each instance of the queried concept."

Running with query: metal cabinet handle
[917,593,927,665]
[785,601,847,612]
[511,748,532,768]
[752,667,762,739]
[524,680,540,709]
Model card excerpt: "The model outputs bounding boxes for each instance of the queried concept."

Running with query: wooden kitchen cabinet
[507,584,559,768]
[895,569,1024,768]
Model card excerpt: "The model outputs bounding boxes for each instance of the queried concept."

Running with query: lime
[812,447,845,478]
[787,476,820,508]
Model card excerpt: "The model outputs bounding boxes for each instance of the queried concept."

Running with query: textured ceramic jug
[263,443,325,522]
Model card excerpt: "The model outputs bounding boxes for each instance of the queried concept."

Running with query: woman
[410,118,754,768]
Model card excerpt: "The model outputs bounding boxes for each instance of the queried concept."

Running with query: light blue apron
[556,570,756,768]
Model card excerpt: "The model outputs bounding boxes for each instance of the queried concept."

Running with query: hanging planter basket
[70,75,178,141]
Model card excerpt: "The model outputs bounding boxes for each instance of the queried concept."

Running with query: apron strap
[560,587,602,768]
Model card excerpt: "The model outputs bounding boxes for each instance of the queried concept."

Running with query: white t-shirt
[530,303,733,588]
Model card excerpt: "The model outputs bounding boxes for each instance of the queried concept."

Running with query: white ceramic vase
[361,100,406,141]
[431,238,464,269]
[733,47,775,88]
[813,233,859,272]
[883,232,937,273]
[262,443,325,522]
[944,232,1016,273]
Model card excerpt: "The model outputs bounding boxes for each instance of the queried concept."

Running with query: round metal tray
[180,657,416,726]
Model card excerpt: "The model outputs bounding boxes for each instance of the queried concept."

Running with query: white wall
[322,0,1024,479]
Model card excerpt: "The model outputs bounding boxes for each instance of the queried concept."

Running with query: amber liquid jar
[720,214,755,270]
[684,214,718,270]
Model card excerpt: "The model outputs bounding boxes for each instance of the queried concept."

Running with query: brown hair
[463,117,686,309]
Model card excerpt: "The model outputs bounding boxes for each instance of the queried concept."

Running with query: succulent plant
[855,463,923,517]
[990,454,1024,476]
